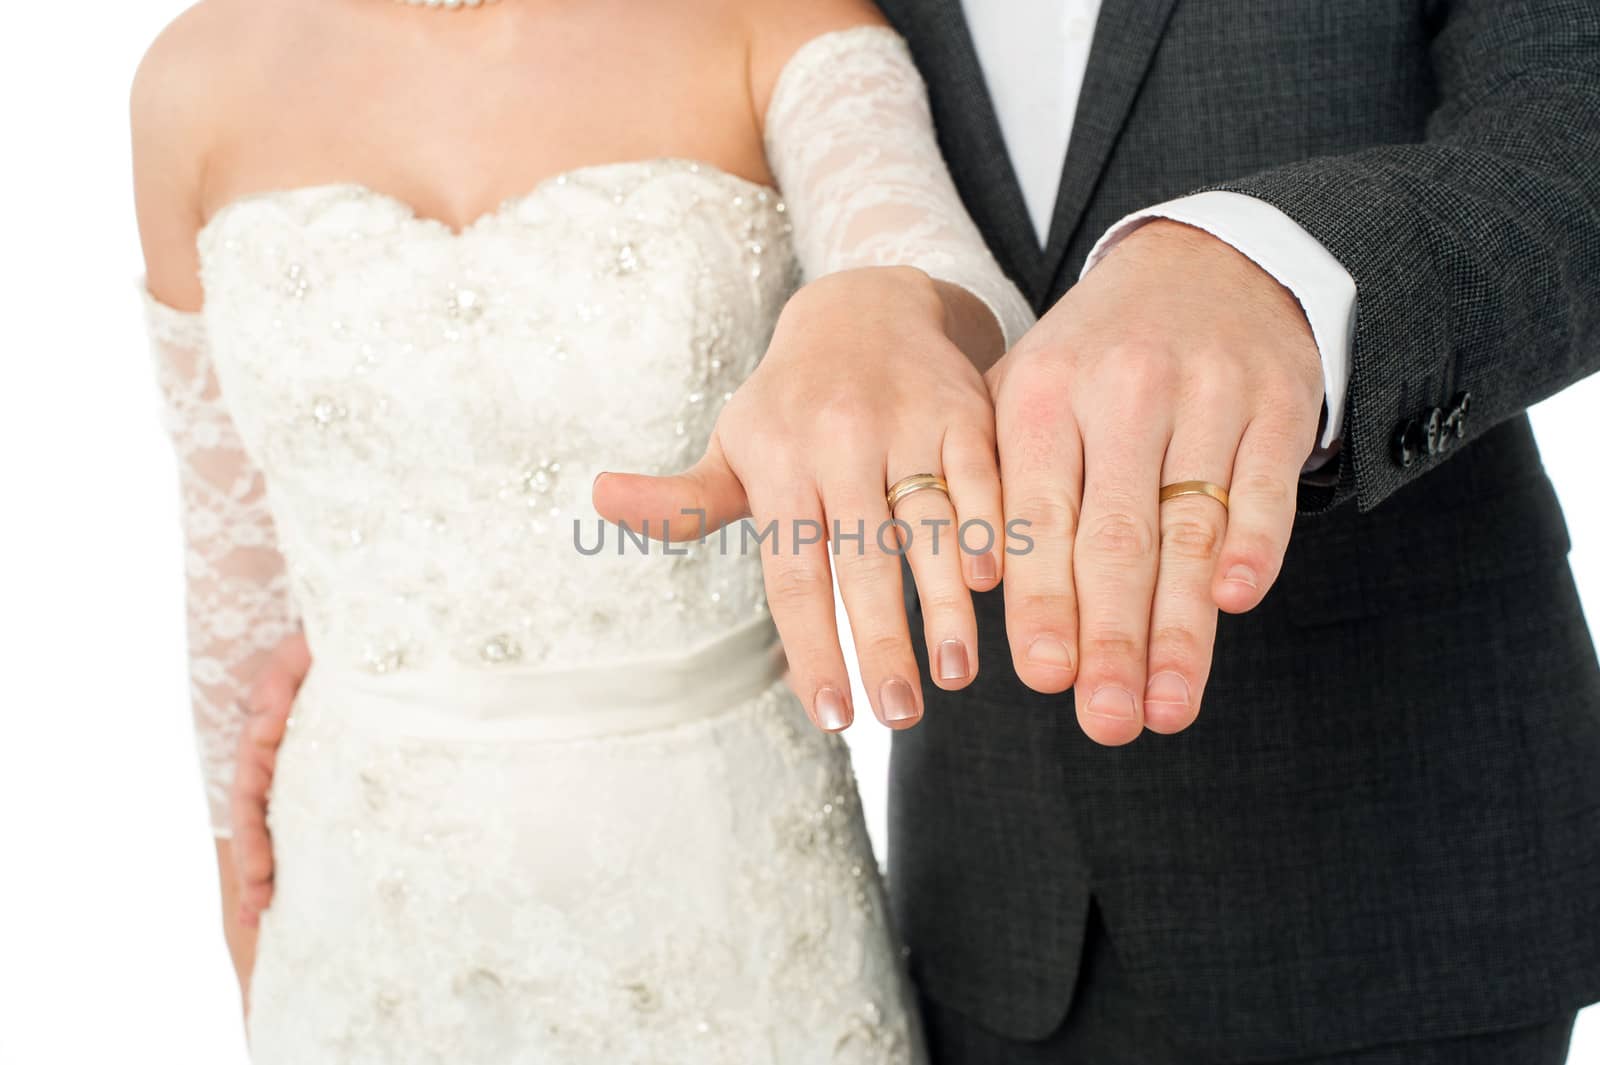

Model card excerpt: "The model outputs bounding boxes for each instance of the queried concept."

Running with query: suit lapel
[893,0,1045,302]
[1039,0,1181,288]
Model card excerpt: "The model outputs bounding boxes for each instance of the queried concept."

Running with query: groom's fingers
[996,378,1083,695]
[591,435,748,541]
[1143,415,1238,735]
[1070,408,1166,747]
[1213,416,1305,614]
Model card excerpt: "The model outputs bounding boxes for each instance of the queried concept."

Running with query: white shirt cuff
[1081,190,1358,470]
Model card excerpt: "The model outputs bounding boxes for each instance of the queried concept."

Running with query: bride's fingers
[749,482,856,733]
[592,436,748,542]
[231,747,276,923]
[827,477,925,730]
[232,714,281,915]
[892,476,978,691]
[942,426,1005,591]
[230,635,305,921]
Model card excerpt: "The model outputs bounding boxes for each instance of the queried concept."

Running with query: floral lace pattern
[766,28,1035,348]
[144,294,299,834]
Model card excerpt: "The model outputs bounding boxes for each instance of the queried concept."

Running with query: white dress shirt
[960,0,1357,460]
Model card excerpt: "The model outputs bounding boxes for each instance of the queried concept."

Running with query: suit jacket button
[1393,418,1420,467]
[1449,391,1472,438]
[1424,408,1444,455]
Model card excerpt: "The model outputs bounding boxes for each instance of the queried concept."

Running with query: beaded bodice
[197,163,796,674]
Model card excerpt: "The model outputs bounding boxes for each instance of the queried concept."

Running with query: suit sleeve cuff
[1082,190,1358,470]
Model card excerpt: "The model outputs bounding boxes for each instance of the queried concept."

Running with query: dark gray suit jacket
[878,0,1600,1058]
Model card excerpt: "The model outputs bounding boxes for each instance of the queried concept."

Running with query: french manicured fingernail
[937,639,971,682]
[880,679,920,722]
[1086,685,1138,720]
[1145,672,1191,715]
[1026,634,1074,673]
[1223,564,1257,589]
[971,552,998,583]
[813,687,851,731]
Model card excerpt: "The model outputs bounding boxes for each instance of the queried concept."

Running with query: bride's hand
[229,634,310,931]
[594,266,1006,732]
[214,838,257,1012]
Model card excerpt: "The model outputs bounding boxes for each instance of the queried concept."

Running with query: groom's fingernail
[880,679,921,723]
[971,552,998,583]
[1086,685,1138,720]
[813,687,851,731]
[1223,564,1258,589]
[937,639,971,683]
[1026,634,1074,673]
[1144,672,1191,718]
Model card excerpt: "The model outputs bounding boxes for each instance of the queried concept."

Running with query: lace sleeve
[143,288,298,838]
[763,26,1035,348]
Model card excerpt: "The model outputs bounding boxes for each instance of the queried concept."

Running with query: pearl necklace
[394,0,498,8]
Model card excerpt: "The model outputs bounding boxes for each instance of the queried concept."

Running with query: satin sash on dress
[296,617,789,742]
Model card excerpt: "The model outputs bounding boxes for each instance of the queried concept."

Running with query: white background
[0,4,1595,1062]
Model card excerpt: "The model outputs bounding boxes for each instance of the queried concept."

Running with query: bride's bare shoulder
[130,1,282,154]
[739,0,892,120]
[132,0,283,306]
[132,0,274,101]
[131,0,313,129]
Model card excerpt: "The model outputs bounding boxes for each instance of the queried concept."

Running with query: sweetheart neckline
[196,158,783,247]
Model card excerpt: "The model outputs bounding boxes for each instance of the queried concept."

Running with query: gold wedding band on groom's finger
[1159,480,1231,509]
[886,473,951,511]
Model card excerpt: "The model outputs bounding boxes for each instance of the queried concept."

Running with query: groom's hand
[989,220,1324,745]
[595,267,1007,733]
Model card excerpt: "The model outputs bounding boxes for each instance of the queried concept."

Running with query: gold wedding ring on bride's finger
[1159,480,1231,509]
[886,473,951,512]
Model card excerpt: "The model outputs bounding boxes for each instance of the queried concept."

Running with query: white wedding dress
[144,28,1031,1064]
